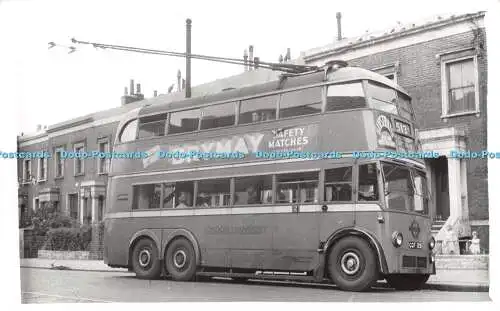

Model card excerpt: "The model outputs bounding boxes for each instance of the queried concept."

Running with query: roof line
[303,11,485,62]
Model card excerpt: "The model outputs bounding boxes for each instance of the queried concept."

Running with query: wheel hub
[138,249,151,268]
[173,250,187,269]
[341,251,360,275]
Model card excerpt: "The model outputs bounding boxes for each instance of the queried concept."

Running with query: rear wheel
[165,238,197,281]
[386,274,430,290]
[327,236,378,292]
[131,238,162,279]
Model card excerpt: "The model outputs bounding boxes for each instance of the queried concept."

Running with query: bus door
[229,176,274,271]
[319,163,356,252]
[269,171,321,272]
[356,162,383,229]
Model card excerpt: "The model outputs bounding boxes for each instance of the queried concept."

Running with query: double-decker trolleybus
[104,61,436,292]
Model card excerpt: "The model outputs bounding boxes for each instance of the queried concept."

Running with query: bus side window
[325,166,353,202]
[358,164,378,201]
[162,183,176,209]
[132,184,161,210]
[276,171,319,203]
[138,113,167,139]
[234,175,273,205]
[173,181,194,208]
[197,178,231,208]
[239,95,277,124]
[119,119,138,143]
[168,109,201,134]
[326,83,366,112]
[279,87,322,119]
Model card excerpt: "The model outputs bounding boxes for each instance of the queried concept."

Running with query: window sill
[441,111,480,119]
[54,176,64,180]
[37,179,47,183]
[98,172,108,176]
[74,173,85,177]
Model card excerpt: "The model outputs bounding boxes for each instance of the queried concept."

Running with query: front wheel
[386,274,430,290]
[327,236,379,292]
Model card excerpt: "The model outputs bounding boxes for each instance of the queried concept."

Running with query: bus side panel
[104,218,133,268]
[228,213,273,270]
[270,212,320,271]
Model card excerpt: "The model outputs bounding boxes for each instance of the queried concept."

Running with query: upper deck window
[239,95,277,124]
[279,87,322,119]
[366,82,398,115]
[326,82,366,111]
[200,102,236,130]
[138,113,167,139]
[119,119,138,143]
[168,109,201,134]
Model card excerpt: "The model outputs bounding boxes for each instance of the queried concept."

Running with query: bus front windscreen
[367,82,415,121]
[382,163,429,215]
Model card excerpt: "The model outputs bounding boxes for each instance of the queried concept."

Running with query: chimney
[36,124,41,132]
[129,79,135,95]
[285,48,291,62]
[336,12,342,41]
[248,45,254,70]
[177,70,182,92]
[254,57,260,70]
[153,90,158,97]
[185,18,192,98]
[279,54,283,63]
[121,80,144,105]
[243,49,248,72]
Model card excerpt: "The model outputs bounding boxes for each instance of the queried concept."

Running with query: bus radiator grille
[402,256,427,268]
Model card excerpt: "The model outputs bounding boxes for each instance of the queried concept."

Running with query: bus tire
[165,237,197,281]
[327,236,378,292]
[131,238,162,280]
[386,274,430,290]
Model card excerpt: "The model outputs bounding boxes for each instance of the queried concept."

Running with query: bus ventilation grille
[402,256,428,268]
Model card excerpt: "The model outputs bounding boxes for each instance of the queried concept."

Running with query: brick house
[299,11,488,252]
[17,11,488,253]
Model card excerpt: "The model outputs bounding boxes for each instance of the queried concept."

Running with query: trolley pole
[185,18,192,98]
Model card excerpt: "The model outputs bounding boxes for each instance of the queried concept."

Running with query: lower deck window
[234,175,273,205]
[197,179,231,208]
[133,184,162,210]
[276,171,319,203]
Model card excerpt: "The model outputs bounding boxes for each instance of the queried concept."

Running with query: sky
[0,0,493,134]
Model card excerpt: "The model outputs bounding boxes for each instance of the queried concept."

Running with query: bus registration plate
[408,241,423,249]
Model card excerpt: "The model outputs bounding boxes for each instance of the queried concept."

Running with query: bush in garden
[42,225,93,251]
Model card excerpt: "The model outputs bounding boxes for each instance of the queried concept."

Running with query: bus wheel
[131,238,162,279]
[386,274,430,290]
[165,238,197,281]
[327,236,378,292]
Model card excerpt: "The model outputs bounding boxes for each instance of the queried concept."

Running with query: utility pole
[186,18,192,98]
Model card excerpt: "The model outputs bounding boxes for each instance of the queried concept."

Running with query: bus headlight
[392,231,403,247]
[429,237,436,250]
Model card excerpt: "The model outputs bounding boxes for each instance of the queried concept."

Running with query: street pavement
[20,267,490,303]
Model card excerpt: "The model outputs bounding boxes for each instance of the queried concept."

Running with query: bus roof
[138,66,409,117]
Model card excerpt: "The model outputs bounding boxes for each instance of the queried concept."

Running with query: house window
[68,193,78,220]
[22,159,32,183]
[38,157,47,181]
[74,143,85,176]
[441,56,479,117]
[54,148,64,178]
[98,139,110,174]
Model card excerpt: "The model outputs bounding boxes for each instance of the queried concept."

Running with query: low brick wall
[436,255,489,270]
[38,250,92,260]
